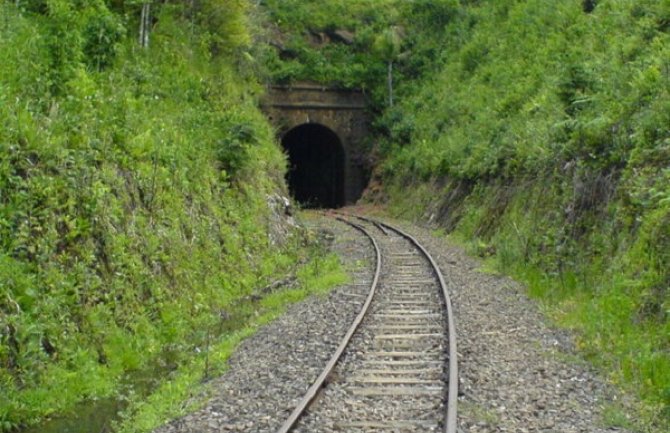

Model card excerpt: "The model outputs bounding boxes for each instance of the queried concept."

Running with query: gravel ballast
[377,214,632,433]
[153,217,375,433]
[154,212,633,433]
[294,225,448,432]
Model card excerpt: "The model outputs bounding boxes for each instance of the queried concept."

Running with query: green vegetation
[262,0,459,107]
[372,0,669,429]
[261,0,670,428]
[2,0,669,431]
[0,1,334,431]
[113,252,346,433]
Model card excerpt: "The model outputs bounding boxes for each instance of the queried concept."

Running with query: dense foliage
[375,0,670,429]
[261,0,460,107]
[0,1,302,430]
[2,0,669,431]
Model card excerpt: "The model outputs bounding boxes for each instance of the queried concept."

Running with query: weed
[114,251,347,433]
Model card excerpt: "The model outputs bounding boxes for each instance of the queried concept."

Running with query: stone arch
[282,123,345,208]
[263,84,371,205]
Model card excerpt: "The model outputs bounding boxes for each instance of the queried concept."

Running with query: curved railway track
[278,213,458,433]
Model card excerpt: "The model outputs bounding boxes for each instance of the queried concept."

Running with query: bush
[377,0,670,428]
[0,1,294,430]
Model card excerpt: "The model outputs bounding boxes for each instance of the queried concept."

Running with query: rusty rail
[353,214,459,433]
[277,213,458,433]
[276,216,382,433]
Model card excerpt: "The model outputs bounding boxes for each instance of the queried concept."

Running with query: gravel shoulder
[294,223,448,432]
[153,216,375,433]
[154,211,633,433]
[367,211,633,433]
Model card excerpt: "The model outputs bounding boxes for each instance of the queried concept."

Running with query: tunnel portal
[263,83,370,206]
[282,124,345,209]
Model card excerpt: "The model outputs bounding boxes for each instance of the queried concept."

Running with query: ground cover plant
[261,0,670,428]
[113,249,347,433]
[261,0,460,108]
[0,1,326,430]
[2,0,669,431]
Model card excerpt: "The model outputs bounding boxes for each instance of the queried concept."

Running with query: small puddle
[19,300,260,433]
[22,395,124,433]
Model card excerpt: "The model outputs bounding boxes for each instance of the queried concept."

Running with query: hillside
[376,1,670,429]
[1,0,668,432]
[0,1,327,431]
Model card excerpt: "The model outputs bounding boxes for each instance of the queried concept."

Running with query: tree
[373,26,403,107]
[138,1,151,48]
[198,0,252,54]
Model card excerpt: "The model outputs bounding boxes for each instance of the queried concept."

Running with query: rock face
[327,29,355,45]
[306,29,355,46]
[266,193,296,247]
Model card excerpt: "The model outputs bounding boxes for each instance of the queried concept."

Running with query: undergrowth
[0,1,298,431]
[3,0,669,430]
[262,0,461,108]
[373,0,669,430]
[113,251,347,433]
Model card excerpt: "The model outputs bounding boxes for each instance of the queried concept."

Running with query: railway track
[278,213,458,433]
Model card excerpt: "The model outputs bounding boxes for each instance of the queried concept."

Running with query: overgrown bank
[0,1,323,431]
[260,1,668,425]
[374,1,669,429]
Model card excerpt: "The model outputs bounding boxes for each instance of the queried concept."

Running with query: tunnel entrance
[282,123,345,209]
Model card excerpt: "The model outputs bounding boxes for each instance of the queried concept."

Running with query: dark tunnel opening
[282,123,345,209]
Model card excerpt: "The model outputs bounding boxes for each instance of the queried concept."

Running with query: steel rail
[276,216,382,433]
[351,213,459,433]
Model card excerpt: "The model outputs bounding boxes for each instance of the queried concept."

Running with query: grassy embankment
[376,1,669,430]
[263,0,669,430]
[0,1,345,431]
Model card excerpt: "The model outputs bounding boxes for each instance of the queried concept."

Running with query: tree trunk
[190,0,196,36]
[388,61,394,107]
[139,2,151,49]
